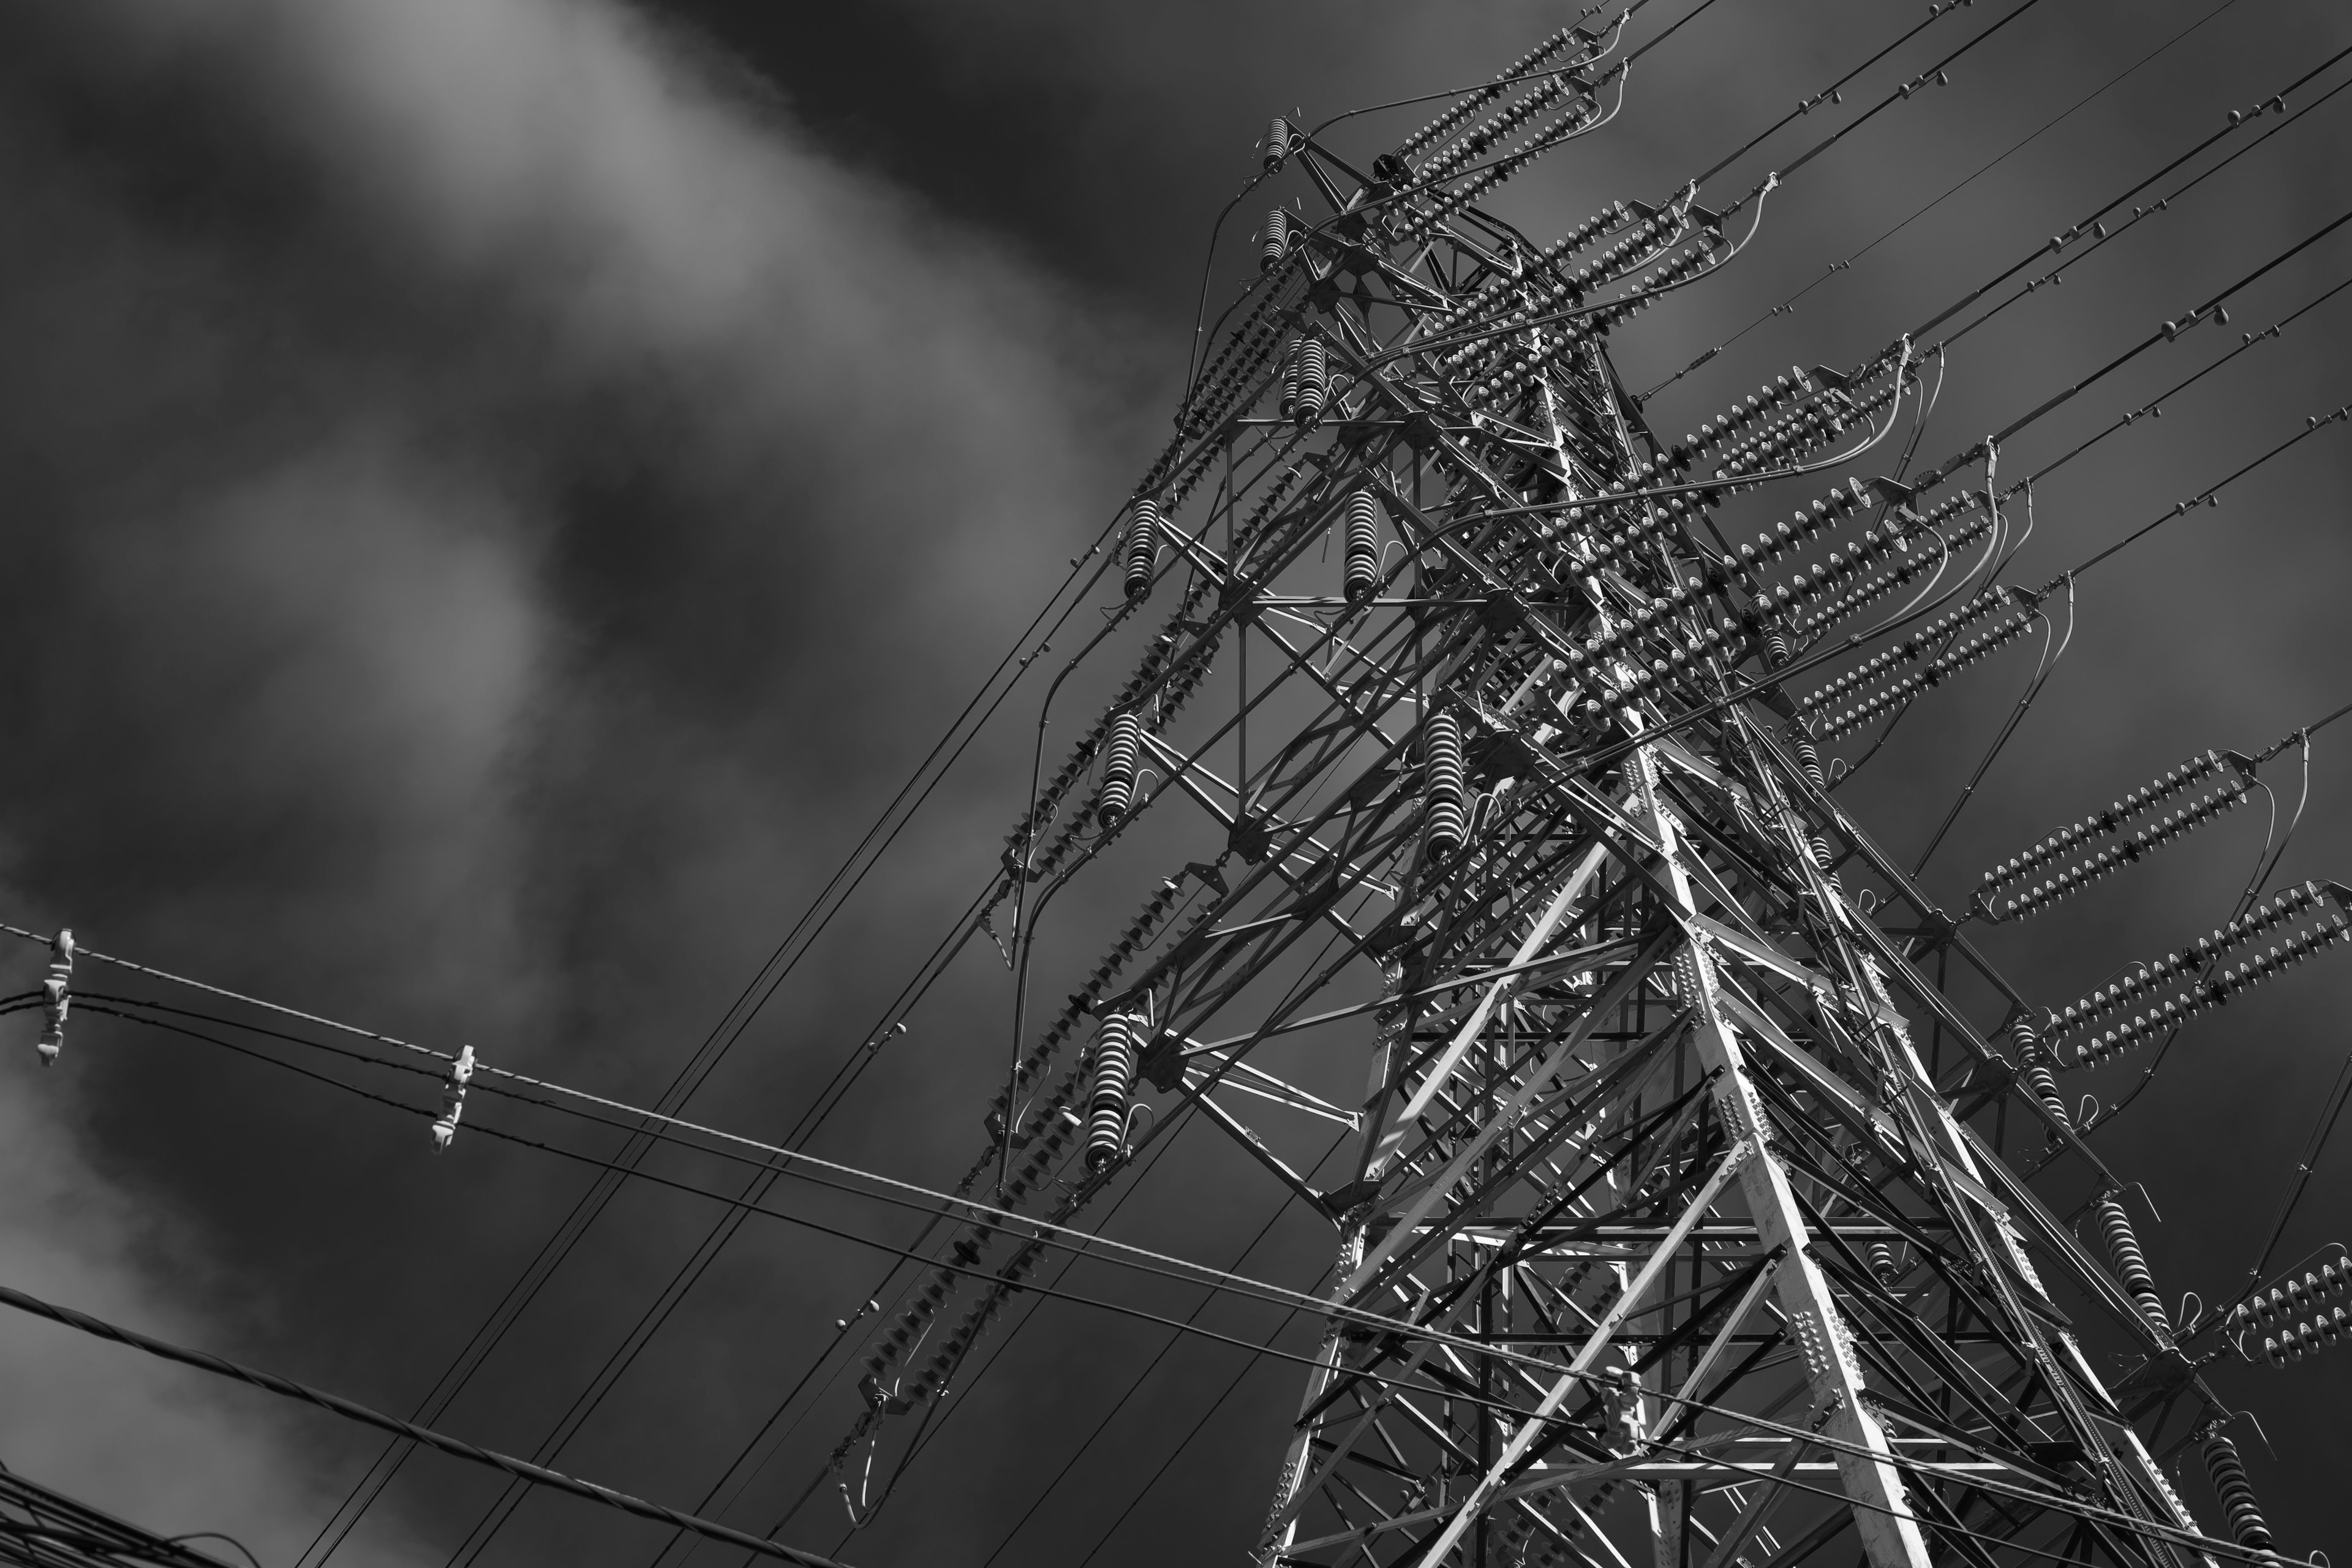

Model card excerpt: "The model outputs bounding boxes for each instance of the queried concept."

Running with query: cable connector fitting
[36,929,72,1067]
[431,1044,475,1152]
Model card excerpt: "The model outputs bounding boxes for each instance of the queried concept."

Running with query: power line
[961,1134,1348,1568]
[34,351,2352,1419]
[0,1281,859,1568]
[60,997,1593,1393]
[35,12,2352,1563]
[1641,0,2247,401]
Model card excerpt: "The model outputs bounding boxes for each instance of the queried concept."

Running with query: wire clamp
[431,1044,475,1152]
[35,929,72,1067]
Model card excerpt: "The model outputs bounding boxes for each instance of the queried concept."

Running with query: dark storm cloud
[0,0,1148,1560]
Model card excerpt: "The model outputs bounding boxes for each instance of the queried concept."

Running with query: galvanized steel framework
[835,20,2337,1568]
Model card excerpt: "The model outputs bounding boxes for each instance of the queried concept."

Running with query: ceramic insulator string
[1122,500,1163,603]
[1796,586,2010,718]
[2053,883,2352,1063]
[2256,1303,2352,1366]
[1343,491,1381,605]
[1789,733,1825,791]
[1992,781,2251,922]
[1800,493,1992,635]
[1981,749,2253,921]
[1393,28,1585,163]
[1096,713,1144,829]
[1807,602,2040,743]
[1291,337,1329,429]
[1085,1012,1142,1174]
[2230,1257,2352,1367]
[1261,207,1292,273]
[2093,1196,2168,1334]
[1422,709,1468,861]
[1981,750,2241,897]
[1681,367,1817,459]
[2199,1431,2275,1551]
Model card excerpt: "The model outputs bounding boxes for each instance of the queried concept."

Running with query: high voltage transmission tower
[7,6,2352,1568]
[811,15,2352,1568]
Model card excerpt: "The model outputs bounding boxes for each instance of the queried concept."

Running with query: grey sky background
[0,1,2347,1564]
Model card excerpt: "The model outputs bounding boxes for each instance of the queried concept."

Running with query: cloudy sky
[0,1,2348,1564]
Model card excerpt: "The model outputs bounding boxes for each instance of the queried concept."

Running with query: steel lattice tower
[824,22,2339,1568]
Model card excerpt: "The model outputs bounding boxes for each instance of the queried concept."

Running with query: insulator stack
[1985,750,2234,890]
[2260,1305,2351,1366]
[429,1044,475,1152]
[861,1210,1019,1400]
[1684,368,1814,458]
[2199,1432,2275,1551]
[35,928,72,1067]
[1796,587,2008,718]
[1867,1242,1900,1287]
[2021,1062,2068,1131]
[1291,337,1329,429]
[2093,1197,2168,1333]
[2227,1257,2352,1366]
[1342,491,1381,605]
[1409,69,1586,191]
[1121,499,1162,602]
[2011,1017,2072,1134]
[1980,750,2252,921]
[1556,564,1741,684]
[1740,453,1900,576]
[909,1227,1055,1403]
[1006,457,1298,889]
[1428,198,1634,347]
[1713,391,1850,478]
[1715,378,1894,481]
[1085,1011,1142,1173]
[1175,280,1298,442]
[2059,882,2352,1065]
[1790,732,1825,791]
[1541,200,1634,270]
[1444,210,1713,399]
[1994,782,2249,922]
[1398,95,1605,241]
[1394,28,1584,165]
[894,888,1205,1400]
[1006,633,1179,886]
[1565,206,1681,295]
[1096,712,1144,828]
[1279,341,1302,421]
[984,879,1187,1156]
[1461,322,1593,410]
[1423,709,1469,859]
[1263,116,1291,173]
[2076,919,2352,1065]
[1577,240,1716,337]
[1260,207,1292,273]
[1802,493,1994,634]
[1734,473,1880,572]
[1808,835,1841,895]
[1809,604,2040,742]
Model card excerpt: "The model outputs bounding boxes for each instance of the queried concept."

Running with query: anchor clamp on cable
[430,1044,476,1152]
[35,929,72,1067]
